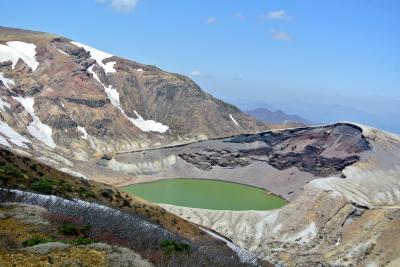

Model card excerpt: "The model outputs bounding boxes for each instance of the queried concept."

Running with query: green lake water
[122,179,287,211]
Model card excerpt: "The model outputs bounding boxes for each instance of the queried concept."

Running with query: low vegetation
[0,163,25,182]
[160,240,190,256]
[0,147,202,240]
[0,147,257,266]
[22,236,52,247]
[0,190,251,266]
[31,178,55,194]
[60,222,80,236]
[68,237,94,246]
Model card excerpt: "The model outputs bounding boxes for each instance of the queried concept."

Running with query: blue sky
[1,0,400,132]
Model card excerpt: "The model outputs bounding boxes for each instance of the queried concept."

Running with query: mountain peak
[246,107,312,126]
[0,27,267,157]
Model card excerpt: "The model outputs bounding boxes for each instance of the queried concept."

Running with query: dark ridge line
[116,122,363,155]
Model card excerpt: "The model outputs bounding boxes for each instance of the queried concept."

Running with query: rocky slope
[110,123,371,199]
[6,118,392,266]
[161,124,400,266]
[0,26,266,159]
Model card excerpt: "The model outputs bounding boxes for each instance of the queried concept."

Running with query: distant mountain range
[245,107,313,127]
[227,98,400,134]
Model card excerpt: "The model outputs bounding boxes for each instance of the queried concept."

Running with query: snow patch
[104,85,120,108]
[335,236,341,246]
[88,66,169,133]
[0,135,10,147]
[77,126,88,140]
[0,98,10,111]
[71,41,116,74]
[229,114,240,126]
[12,96,56,149]
[0,41,39,71]
[103,61,116,74]
[0,72,15,89]
[77,125,96,149]
[131,110,169,133]
[137,68,143,72]
[0,120,30,147]
[56,48,69,57]
[87,65,99,82]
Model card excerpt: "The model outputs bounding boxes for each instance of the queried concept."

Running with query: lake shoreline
[118,177,289,202]
[122,178,287,211]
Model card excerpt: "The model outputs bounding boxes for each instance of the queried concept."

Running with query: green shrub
[69,237,94,245]
[31,178,55,194]
[0,165,25,181]
[80,224,92,236]
[58,180,73,192]
[63,184,73,192]
[161,240,190,255]
[60,223,79,236]
[80,190,95,198]
[22,236,49,247]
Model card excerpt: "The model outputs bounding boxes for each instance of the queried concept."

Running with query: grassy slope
[0,147,205,241]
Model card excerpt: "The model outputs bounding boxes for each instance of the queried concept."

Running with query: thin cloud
[190,71,214,79]
[191,70,202,76]
[233,13,246,21]
[206,17,217,25]
[272,30,292,41]
[264,10,290,21]
[97,0,139,12]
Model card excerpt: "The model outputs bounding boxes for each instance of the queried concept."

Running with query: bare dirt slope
[162,125,400,266]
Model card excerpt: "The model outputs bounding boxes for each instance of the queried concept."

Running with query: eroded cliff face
[0,27,266,160]
[161,125,400,266]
